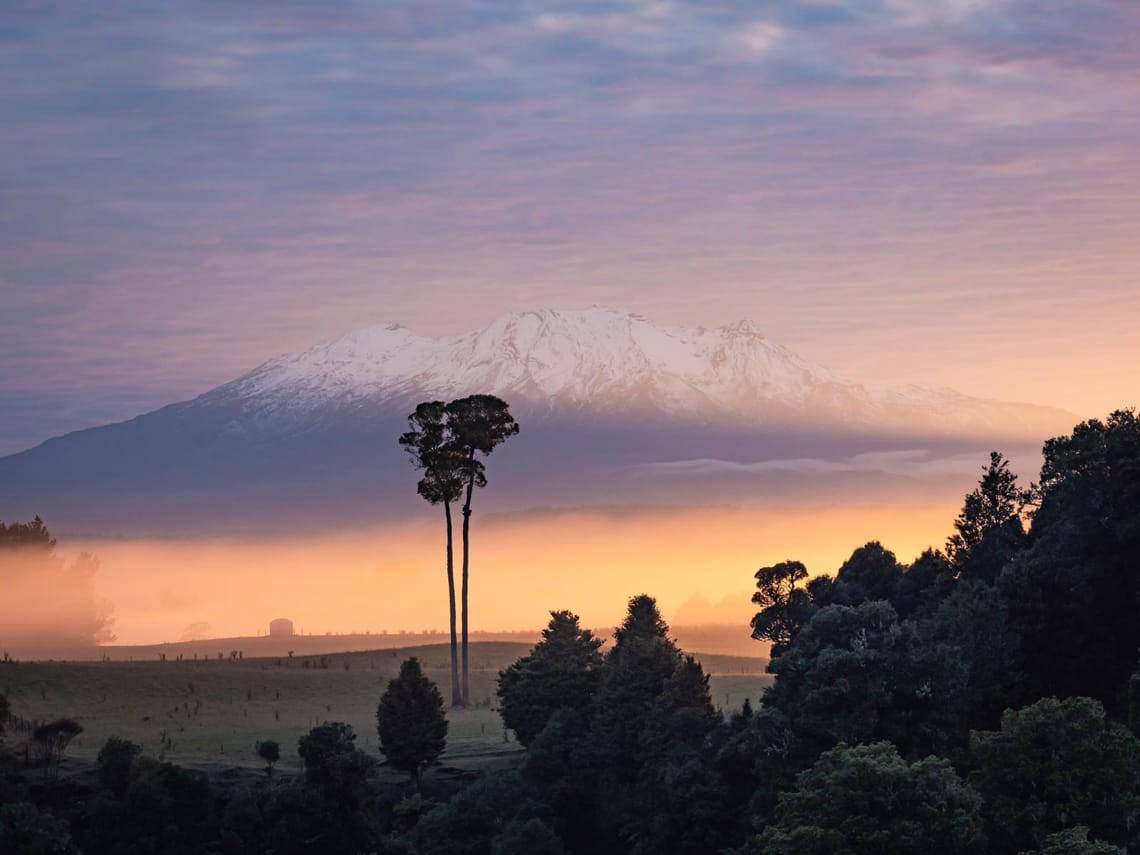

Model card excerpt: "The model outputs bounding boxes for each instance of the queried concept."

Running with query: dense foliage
[378,657,449,787]
[497,610,603,745]
[753,742,985,854]
[2,409,1138,854]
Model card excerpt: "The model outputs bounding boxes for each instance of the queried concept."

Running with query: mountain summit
[206,307,1067,436]
[0,308,1076,533]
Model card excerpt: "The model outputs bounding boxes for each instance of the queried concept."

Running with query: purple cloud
[1,0,1138,454]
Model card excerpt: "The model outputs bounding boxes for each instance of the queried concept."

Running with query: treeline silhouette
[2,409,1139,853]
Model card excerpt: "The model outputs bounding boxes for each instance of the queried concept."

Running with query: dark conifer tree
[627,656,729,854]
[498,610,603,745]
[593,595,681,776]
[1000,410,1140,704]
[639,655,719,756]
[377,657,448,789]
[946,451,1030,583]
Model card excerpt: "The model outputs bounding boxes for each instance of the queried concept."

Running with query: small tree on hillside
[96,736,141,796]
[377,657,448,789]
[256,739,280,776]
[298,722,375,808]
[33,718,83,775]
[498,610,603,745]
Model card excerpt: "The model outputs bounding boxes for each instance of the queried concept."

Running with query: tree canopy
[298,721,376,808]
[498,610,603,745]
[969,697,1140,853]
[750,560,813,655]
[1000,409,1140,705]
[753,741,985,855]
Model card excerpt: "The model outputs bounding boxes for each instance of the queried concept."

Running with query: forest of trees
[1,408,1139,853]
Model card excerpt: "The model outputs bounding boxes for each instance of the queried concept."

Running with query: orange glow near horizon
[68,502,960,646]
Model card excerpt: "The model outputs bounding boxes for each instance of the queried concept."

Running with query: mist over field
[28,501,954,648]
[0,414,1048,657]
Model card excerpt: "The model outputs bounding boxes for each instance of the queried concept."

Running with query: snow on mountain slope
[205,307,1070,437]
[0,307,1081,533]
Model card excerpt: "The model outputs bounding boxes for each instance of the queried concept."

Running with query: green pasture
[0,643,771,773]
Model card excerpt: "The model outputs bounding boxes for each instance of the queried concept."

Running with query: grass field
[1,643,772,774]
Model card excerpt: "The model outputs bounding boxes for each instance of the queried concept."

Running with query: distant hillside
[11,627,768,673]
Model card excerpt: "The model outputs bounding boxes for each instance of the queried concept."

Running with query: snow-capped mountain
[200,307,1069,436]
[0,308,1077,534]
[218,308,836,417]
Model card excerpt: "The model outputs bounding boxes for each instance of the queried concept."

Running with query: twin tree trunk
[461,458,476,706]
[407,398,516,709]
[442,474,476,707]
[444,501,461,707]
[443,469,477,707]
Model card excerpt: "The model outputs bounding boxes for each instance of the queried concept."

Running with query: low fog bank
[0,518,116,654]
[9,501,956,650]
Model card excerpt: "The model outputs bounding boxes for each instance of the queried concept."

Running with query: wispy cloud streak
[633,449,987,479]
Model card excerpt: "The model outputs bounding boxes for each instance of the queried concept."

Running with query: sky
[2,0,1139,457]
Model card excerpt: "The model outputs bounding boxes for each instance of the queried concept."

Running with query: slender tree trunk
[444,501,460,707]
[461,459,476,706]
